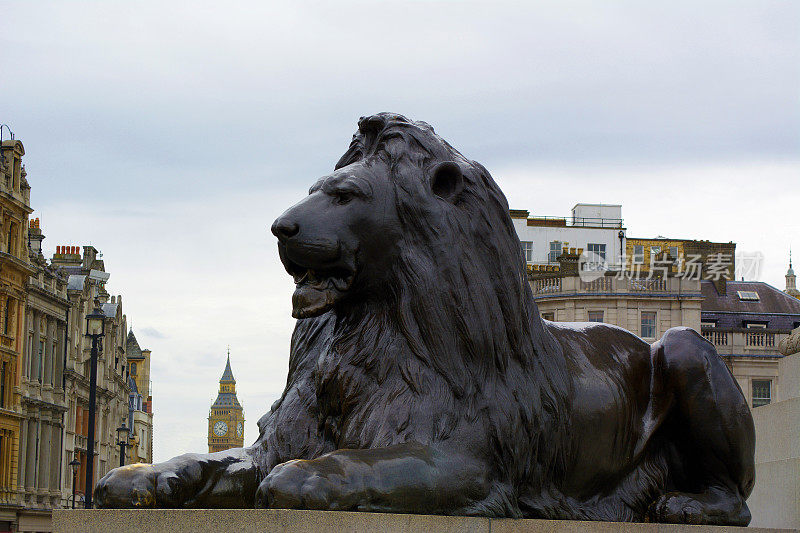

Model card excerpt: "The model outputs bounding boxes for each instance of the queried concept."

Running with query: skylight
[736,290,760,301]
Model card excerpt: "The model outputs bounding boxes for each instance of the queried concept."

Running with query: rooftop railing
[525,216,624,229]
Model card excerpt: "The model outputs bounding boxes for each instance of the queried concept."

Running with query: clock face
[236,422,243,438]
[213,421,228,436]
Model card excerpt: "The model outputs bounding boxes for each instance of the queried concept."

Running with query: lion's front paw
[95,462,196,508]
[94,464,159,508]
[256,460,346,510]
[648,493,704,524]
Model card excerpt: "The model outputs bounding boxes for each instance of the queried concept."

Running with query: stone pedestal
[746,353,800,529]
[52,509,798,533]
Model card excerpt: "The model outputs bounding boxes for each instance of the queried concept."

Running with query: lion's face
[272,157,404,318]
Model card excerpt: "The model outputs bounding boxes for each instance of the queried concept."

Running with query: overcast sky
[2,1,798,462]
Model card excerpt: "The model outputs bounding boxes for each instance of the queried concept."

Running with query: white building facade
[511,204,626,269]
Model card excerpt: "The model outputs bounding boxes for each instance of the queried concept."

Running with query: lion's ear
[430,161,464,202]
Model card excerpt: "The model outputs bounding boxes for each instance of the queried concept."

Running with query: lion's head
[272,113,565,394]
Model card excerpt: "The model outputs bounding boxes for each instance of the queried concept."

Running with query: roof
[701,281,800,330]
[67,275,86,291]
[211,392,242,410]
[220,354,235,383]
[128,376,139,394]
[102,302,118,318]
[126,329,144,360]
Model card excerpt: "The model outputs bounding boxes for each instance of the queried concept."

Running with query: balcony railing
[746,331,775,347]
[629,278,668,292]
[701,329,784,355]
[530,275,698,296]
[532,277,562,294]
[702,330,729,346]
[581,277,612,292]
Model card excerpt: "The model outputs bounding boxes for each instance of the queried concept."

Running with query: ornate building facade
[208,353,244,453]
[0,133,156,531]
[53,245,132,510]
[16,219,70,532]
[0,139,33,531]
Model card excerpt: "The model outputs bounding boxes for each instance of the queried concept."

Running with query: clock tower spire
[208,349,245,452]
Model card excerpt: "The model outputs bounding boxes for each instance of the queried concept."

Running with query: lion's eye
[333,190,354,205]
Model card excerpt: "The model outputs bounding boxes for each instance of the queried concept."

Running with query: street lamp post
[84,306,105,509]
[116,422,130,467]
[69,458,80,509]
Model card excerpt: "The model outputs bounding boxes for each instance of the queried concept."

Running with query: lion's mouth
[284,258,356,318]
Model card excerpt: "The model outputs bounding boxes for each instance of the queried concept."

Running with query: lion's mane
[257,113,575,516]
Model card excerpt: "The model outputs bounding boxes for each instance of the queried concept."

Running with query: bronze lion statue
[96,113,755,525]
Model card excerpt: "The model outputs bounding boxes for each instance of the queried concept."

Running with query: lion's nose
[271,217,299,241]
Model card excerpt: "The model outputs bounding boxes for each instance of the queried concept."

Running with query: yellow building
[626,237,736,283]
[125,330,154,464]
[208,351,244,453]
[0,139,34,528]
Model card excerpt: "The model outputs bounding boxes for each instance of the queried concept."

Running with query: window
[37,340,44,383]
[737,291,760,302]
[587,243,606,261]
[668,246,679,261]
[548,241,562,263]
[520,241,533,263]
[650,246,662,256]
[2,299,9,335]
[541,312,555,321]
[0,362,5,408]
[641,312,657,338]
[632,245,644,264]
[6,223,14,255]
[131,362,137,376]
[588,311,604,323]
[752,380,771,407]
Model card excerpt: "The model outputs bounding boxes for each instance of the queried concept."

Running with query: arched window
[130,362,137,376]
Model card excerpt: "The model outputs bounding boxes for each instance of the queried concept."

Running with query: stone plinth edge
[52,509,799,533]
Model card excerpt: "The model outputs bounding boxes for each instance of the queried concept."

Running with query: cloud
[140,327,167,339]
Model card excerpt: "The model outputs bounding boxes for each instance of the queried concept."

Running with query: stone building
[125,330,153,464]
[52,245,132,509]
[529,248,703,339]
[208,353,244,453]
[700,280,800,409]
[0,139,33,531]
[15,220,70,532]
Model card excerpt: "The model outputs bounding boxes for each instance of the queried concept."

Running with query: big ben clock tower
[208,349,245,452]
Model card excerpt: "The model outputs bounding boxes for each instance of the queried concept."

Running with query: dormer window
[736,290,760,301]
